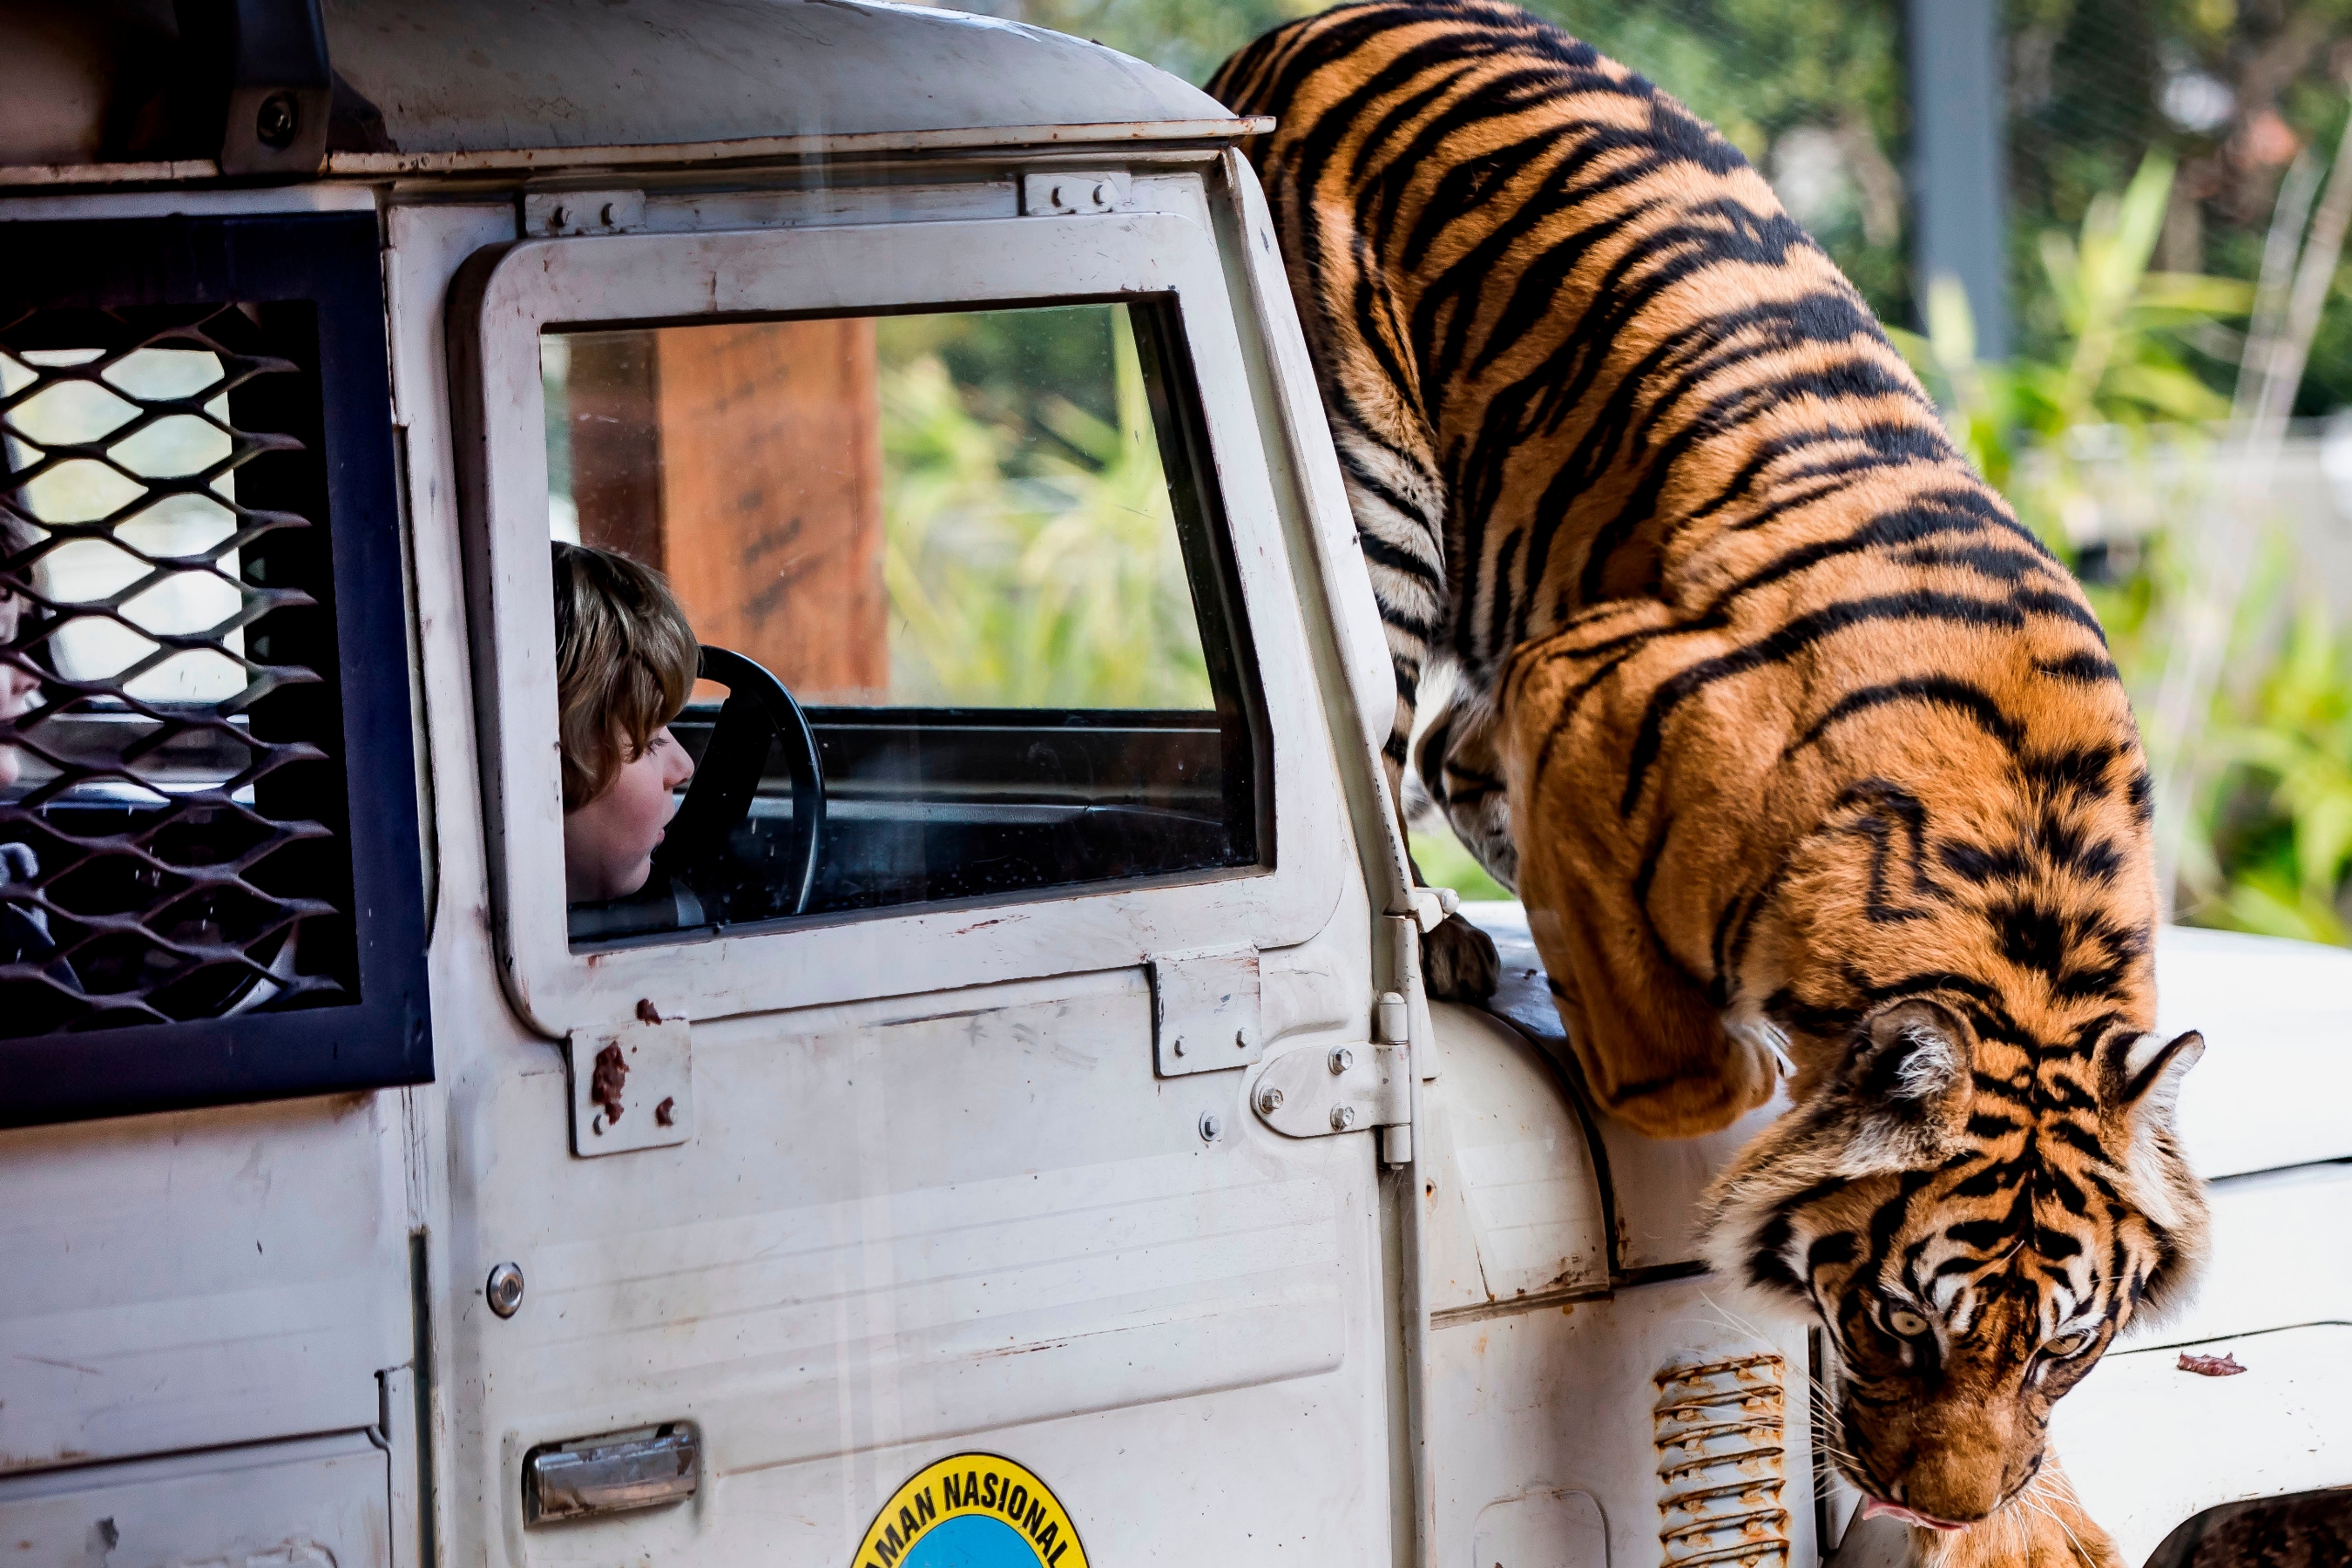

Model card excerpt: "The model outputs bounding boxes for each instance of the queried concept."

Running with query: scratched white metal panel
[456,965,1389,1567]
[2052,1323,2352,1565]
[1422,1004,1607,1313]
[2114,1160,2352,1353]
[2153,924,2352,1177]
[1214,152,1399,772]
[384,196,537,1568]
[1429,1276,1821,1568]
[0,1093,409,1475]
[0,1430,389,1567]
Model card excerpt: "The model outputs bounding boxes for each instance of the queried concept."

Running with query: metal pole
[1905,0,2010,359]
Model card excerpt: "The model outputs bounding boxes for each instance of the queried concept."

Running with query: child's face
[563,726,695,903]
[0,591,42,787]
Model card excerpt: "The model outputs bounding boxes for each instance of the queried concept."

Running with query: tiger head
[1700,997,2207,1528]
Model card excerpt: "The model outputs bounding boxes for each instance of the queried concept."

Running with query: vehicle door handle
[524,1425,700,1524]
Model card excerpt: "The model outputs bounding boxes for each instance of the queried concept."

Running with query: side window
[541,301,1265,946]
[0,215,429,1125]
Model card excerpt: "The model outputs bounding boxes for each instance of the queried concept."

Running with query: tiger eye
[2043,1328,2095,1358]
[1885,1306,1931,1338]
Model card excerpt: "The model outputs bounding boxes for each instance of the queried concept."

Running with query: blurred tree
[2008,0,2352,408]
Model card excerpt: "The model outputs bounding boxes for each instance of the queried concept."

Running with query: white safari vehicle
[3,4,2347,1567]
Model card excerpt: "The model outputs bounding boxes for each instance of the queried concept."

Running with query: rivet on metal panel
[1257,1085,1285,1114]
[1331,1105,1357,1131]
[524,189,648,236]
[1200,1111,1225,1142]
[1653,1353,1791,1568]
[1329,1045,1356,1074]
[1019,169,1133,216]
[486,1261,526,1319]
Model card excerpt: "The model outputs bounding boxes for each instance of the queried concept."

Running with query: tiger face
[1702,999,2207,1527]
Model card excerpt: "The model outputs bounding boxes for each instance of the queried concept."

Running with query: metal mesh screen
[0,302,357,1036]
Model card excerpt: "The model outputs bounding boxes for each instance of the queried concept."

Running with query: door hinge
[1151,943,1261,1078]
[567,1002,691,1156]
[1249,991,1412,1139]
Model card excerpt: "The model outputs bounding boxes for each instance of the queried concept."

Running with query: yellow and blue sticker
[852,1453,1087,1568]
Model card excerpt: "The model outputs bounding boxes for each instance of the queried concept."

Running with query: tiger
[1209,3,2209,1562]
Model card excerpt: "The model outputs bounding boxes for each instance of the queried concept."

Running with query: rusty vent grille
[0,302,358,1035]
[1655,1353,1792,1568]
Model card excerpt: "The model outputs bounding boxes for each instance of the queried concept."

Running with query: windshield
[540,300,1264,947]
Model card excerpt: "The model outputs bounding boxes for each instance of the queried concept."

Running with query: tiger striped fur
[1212,4,2209,1560]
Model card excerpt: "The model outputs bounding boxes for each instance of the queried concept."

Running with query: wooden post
[650,318,889,704]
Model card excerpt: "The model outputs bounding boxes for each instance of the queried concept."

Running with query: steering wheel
[651,645,826,920]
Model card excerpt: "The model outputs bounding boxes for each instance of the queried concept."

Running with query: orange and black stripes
[1215,2,2207,1542]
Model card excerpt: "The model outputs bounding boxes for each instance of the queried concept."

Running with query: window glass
[543,302,1263,948]
[0,307,363,1032]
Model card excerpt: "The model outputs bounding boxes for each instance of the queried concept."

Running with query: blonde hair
[551,542,699,811]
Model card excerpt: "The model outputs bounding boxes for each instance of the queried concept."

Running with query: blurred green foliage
[877,305,1216,709]
[1905,153,2352,945]
[1410,828,1512,902]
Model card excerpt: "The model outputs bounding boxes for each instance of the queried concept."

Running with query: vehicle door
[440,173,1402,1567]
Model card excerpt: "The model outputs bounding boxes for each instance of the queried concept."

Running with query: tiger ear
[1835,997,1975,1172]
[2107,1030,2204,1123]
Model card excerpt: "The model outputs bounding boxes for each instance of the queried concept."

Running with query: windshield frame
[450,198,1343,1037]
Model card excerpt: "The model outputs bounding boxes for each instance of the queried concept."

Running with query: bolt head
[486,1261,526,1319]
[1328,1045,1356,1074]
[1255,1085,1284,1114]
[255,93,300,150]
[1199,1111,1224,1142]
[1330,1105,1357,1131]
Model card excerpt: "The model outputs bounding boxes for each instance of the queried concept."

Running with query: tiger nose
[1901,1406,2018,1523]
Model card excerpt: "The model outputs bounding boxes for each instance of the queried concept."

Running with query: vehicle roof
[328,0,1229,159]
[1,0,1247,185]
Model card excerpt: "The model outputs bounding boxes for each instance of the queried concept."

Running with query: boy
[552,541,700,905]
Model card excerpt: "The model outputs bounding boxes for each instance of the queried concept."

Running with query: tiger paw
[1422,910,1499,1001]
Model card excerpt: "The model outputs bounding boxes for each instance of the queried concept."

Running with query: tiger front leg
[1496,604,1783,1138]
[1389,756,1502,1002]
[1405,684,1514,1001]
